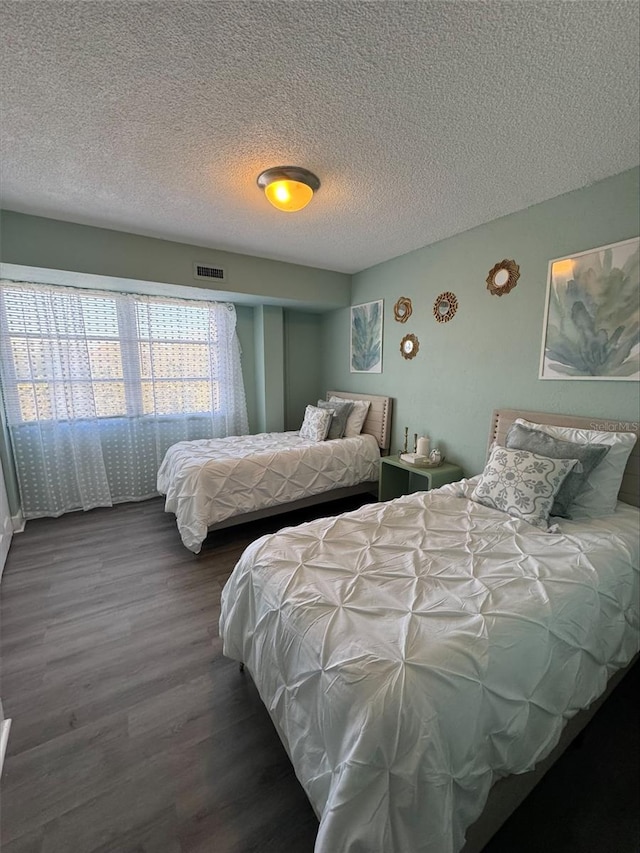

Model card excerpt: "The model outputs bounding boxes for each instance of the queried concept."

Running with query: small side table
[378,456,464,502]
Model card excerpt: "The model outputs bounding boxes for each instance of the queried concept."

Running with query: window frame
[0,283,228,425]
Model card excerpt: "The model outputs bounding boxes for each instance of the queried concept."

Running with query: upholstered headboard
[489,409,639,507]
[327,391,392,454]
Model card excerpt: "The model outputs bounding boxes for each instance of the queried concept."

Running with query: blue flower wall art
[539,237,639,380]
[351,300,383,373]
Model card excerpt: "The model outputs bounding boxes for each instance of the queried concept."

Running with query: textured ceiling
[1,1,639,275]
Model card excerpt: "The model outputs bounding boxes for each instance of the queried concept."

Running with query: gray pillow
[505,423,609,518]
[317,399,354,440]
[471,446,579,529]
[299,405,333,441]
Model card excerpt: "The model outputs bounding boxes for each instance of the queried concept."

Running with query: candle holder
[402,426,408,455]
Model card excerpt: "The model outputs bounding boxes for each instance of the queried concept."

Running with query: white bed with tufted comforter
[220,409,639,853]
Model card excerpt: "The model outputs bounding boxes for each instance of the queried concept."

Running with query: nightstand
[378,456,464,501]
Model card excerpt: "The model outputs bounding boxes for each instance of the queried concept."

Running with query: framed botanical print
[350,300,383,373]
[539,237,639,380]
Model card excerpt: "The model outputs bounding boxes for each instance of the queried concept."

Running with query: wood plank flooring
[1,497,638,853]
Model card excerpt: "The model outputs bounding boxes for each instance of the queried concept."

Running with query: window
[134,300,220,417]
[0,284,236,423]
[0,281,249,518]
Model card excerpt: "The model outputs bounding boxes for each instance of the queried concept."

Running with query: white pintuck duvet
[220,478,640,853]
[157,431,380,552]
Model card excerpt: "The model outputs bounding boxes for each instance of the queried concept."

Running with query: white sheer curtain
[0,281,248,518]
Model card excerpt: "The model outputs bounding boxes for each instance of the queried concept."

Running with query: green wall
[235,306,258,432]
[253,306,286,432]
[0,211,350,310]
[320,167,640,477]
[284,310,324,430]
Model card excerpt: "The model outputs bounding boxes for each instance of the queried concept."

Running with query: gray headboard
[327,391,392,454]
[490,409,639,508]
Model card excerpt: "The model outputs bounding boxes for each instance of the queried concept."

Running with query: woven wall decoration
[433,291,458,323]
[394,296,413,323]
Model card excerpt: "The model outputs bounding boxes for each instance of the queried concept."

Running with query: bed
[219,408,639,853]
[157,391,392,552]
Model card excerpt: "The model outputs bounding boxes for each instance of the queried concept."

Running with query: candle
[417,436,430,457]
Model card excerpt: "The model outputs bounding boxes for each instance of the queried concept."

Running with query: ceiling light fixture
[257,166,320,212]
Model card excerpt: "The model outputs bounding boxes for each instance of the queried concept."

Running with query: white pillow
[329,396,371,437]
[299,405,333,441]
[515,418,637,519]
[471,445,579,530]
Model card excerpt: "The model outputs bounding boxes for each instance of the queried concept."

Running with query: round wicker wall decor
[433,292,458,323]
[393,297,413,323]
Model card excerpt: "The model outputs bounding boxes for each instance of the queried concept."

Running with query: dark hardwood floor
[1,497,638,853]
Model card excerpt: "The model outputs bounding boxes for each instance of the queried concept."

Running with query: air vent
[193,263,225,282]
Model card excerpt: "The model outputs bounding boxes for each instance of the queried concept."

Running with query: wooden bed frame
[206,391,393,534]
[461,408,639,852]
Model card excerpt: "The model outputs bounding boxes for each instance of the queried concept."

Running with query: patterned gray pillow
[299,405,333,441]
[317,399,354,440]
[471,445,579,529]
[505,423,609,518]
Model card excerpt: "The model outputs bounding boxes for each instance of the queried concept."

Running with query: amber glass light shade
[264,179,314,212]
[257,167,320,213]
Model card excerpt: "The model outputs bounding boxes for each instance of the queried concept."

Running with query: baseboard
[0,718,11,777]
[1,511,23,581]
[11,510,25,533]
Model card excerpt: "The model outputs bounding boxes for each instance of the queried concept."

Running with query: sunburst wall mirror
[486,259,520,296]
[400,333,419,359]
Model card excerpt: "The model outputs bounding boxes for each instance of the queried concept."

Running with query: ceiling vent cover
[193,263,225,282]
